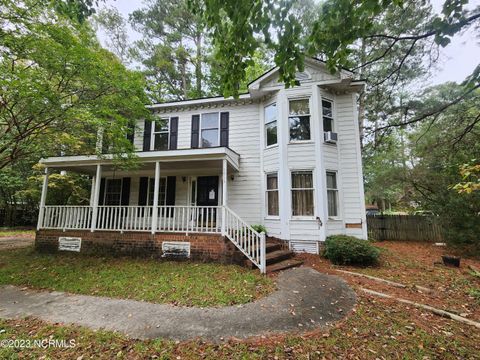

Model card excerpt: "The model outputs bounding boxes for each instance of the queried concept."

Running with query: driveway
[0,267,355,341]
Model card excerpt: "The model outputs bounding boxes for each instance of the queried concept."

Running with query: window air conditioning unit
[324,131,338,144]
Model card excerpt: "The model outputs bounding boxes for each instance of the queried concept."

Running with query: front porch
[36,148,267,272]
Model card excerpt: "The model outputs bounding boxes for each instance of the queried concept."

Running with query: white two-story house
[35,58,367,273]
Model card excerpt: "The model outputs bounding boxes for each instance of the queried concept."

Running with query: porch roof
[39,147,240,175]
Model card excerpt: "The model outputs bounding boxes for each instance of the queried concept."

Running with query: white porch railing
[224,206,266,273]
[43,206,93,230]
[39,204,265,273]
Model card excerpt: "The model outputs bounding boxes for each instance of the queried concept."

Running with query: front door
[196,176,219,206]
[196,176,219,229]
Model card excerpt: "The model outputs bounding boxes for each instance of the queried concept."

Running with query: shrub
[251,224,267,234]
[324,235,380,266]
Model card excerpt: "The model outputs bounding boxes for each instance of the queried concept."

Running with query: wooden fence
[367,215,444,242]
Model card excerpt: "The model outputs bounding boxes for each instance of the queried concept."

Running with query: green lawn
[0,247,274,307]
[0,228,35,238]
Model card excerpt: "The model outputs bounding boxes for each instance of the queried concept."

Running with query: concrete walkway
[0,267,355,341]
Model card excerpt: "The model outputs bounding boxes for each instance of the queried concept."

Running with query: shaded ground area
[1,294,478,359]
[0,247,273,307]
[0,237,34,250]
[297,241,480,321]
[0,228,35,250]
[0,241,479,358]
[0,267,355,341]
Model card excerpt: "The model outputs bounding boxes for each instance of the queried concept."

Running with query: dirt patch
[296,241,480,322]
[0,237,34,250]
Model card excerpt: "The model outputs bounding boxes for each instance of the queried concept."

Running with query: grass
[0,247,274,307]
[0,228,34,238]
[0,297,479,359]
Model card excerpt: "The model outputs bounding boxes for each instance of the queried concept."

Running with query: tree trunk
[195,31,202,97]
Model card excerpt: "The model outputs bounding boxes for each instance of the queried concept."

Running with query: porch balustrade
[38,204,266,272]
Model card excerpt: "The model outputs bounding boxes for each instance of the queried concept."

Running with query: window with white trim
[322,99,334,132]
[289,99,311,141]
[152,118,169,150]
[147,177,167,206]
[326,171,339,217]
[266,173,279,216]
[200,112,219,148]
[291,171,314,216]
[264,103,277,147]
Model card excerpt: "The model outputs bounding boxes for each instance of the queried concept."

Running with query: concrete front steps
[265,239,303,273]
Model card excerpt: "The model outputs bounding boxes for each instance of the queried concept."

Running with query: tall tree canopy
[0,0,149,170]
[128,0,212,102]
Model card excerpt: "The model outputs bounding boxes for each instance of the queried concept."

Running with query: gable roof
[247,57,354,91]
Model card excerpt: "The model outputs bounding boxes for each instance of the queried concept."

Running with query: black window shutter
[169,117,178,150]
[98,178,106,205]
[220,112,229,147]
[138,177,149,206]
[166,176,176,205]
[121,177,131,205]
[143,119,152,151]
[126,122,135,145]
[191,115,200,148]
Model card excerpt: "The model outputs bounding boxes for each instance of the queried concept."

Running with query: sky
[100,0,480,86]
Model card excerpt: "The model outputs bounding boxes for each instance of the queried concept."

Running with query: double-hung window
[147,177,167,206]
[289,99,311,141]
[200,112,219,148]
[152,118,169,150]
[104,179,122,205]
[326,171,339,217]
[291,171,314,216]
[266,173,279,216]
[264,103,277,147]
[322,99,334,132]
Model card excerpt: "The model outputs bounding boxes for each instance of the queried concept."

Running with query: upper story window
[326,171,339,217]
[291,171,314,216]
[266,173,279,216]
[152,118,170,151]
[289,99,311,142]
[201,112,219,147]
[322,99,334,132]
[264,103,277,147]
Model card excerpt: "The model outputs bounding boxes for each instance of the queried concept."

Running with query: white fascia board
[147,94,252,110]
[40,148,240,170]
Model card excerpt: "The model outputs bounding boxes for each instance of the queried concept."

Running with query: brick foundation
[35,229,244,264]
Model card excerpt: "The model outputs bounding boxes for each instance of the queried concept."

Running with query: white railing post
[260,232,266,274]
[151,161,160,234]
[37,167,49,230]
[221,159,227,235]
[90,164,102,232]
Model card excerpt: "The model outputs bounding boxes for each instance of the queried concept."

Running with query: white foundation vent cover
[162,241,191,258]
[58,237,81,252]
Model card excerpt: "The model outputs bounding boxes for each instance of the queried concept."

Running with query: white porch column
[36,167,49,230]
[90,164,102,232]
[151,161,160,234]
[221,158,227,235]
[89,176,96,206]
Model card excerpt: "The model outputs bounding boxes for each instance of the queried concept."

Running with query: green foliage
[190,0,479,98]
[251,224,268,234]
[129,0,219,102]
[0,0,149,170]
[324,235,380,266]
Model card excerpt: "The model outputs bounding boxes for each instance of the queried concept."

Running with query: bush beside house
[324,235,380,266]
